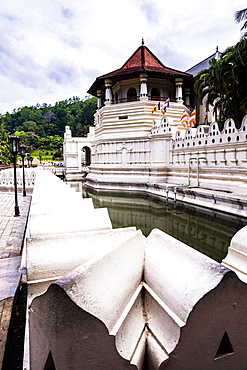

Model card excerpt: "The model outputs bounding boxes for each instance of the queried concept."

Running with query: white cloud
[0,0,245,114]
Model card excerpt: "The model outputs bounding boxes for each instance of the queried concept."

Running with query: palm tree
[194,37,247,127]
[235,8,247,30]
[194,58,226,124]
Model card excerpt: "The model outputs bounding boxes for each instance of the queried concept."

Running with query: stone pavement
[0,191,31,368]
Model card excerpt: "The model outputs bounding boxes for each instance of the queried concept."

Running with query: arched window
[81,146,91,166]
[127,88,137,102]
[151,88,160,100]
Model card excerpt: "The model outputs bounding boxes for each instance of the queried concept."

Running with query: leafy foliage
[0,96,97,157]
[194,36,247,125]
[0,95,97,138]
[0,95,97,163]
[235,8,247,31]
[0,120,10,164]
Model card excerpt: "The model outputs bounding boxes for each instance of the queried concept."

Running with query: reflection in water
[68,182,247,263]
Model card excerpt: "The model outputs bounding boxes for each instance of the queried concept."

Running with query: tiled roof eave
[97,67,193,80]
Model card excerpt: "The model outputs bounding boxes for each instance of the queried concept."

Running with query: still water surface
[69,182,247,262]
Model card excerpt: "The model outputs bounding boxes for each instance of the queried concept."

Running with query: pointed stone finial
[216,46,218,52]
[142,37,144,46]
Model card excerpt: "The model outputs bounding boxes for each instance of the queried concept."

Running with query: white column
[140,73,148,101]
[184,88,190,106]
[175,78,183,102]
[104,79,113,105]
[97,90,103,109]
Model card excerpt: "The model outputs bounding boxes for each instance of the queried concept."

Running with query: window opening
[151,88,160,101]
[44,352,56,370]
[214,332,234,360]
[127,88,137,102]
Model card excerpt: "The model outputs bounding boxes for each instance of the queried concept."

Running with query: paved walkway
[0,191,31,368]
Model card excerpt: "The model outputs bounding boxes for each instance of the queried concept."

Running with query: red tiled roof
[88,44,194,95]
[101,45,192,78]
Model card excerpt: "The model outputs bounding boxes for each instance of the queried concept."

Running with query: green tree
[52,148,63,160]
[17,120,39,135]
[194,36,247,126]
[38,137,52,149]
[0,95,97,139]
[0,119,11,164]
[43,111,55,126]
[38,135,63,151]
[50,135,63,150]
[15,131,40,151]
[235,8,247,30]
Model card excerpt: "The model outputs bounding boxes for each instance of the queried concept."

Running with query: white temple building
[63,41,247,214]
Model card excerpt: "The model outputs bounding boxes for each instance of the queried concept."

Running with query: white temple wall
[63,126,93,178]
[171,118,247,167]
[64,112,247,191]
[92,138,152,166]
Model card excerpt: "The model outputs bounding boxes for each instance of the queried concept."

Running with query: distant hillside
[0,95,97,138]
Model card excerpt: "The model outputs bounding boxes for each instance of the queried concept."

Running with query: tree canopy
[0,95,97,163]
[0,95,97,138]
[194,35,247,126]
[0,120,10,164]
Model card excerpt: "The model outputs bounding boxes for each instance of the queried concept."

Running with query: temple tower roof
[88,43,194,96]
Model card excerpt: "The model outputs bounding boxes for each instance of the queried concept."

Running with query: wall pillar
[139,73,148,101]
[175,78,183,102]
[105,79,113,105]
[184,88,190,106]
[97,90,104,109]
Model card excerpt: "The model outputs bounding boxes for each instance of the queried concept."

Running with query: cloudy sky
[0,0,246,114]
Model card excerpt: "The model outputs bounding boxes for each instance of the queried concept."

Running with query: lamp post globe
[9,133,20,216]
[19,144,27,197]
[19,144,26,157]
[9,133,19,155]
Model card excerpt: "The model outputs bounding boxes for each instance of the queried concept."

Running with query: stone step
[26,227,138,284]
[28,207,112,237]
[30,198,94,216]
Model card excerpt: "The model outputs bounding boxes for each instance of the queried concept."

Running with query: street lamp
[9,133,20,216]
[19,144,27,197]
[30,156,33,168]
[39,151,42,164]
[27,153,30,167]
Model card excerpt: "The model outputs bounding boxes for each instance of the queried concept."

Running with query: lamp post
[39,151,42,164]
[30,156,33,168]
[9,133,20,216]
[27,153,30,167]
[19,144,26,197]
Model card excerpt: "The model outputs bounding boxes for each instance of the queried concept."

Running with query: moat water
[69,182,247,263]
